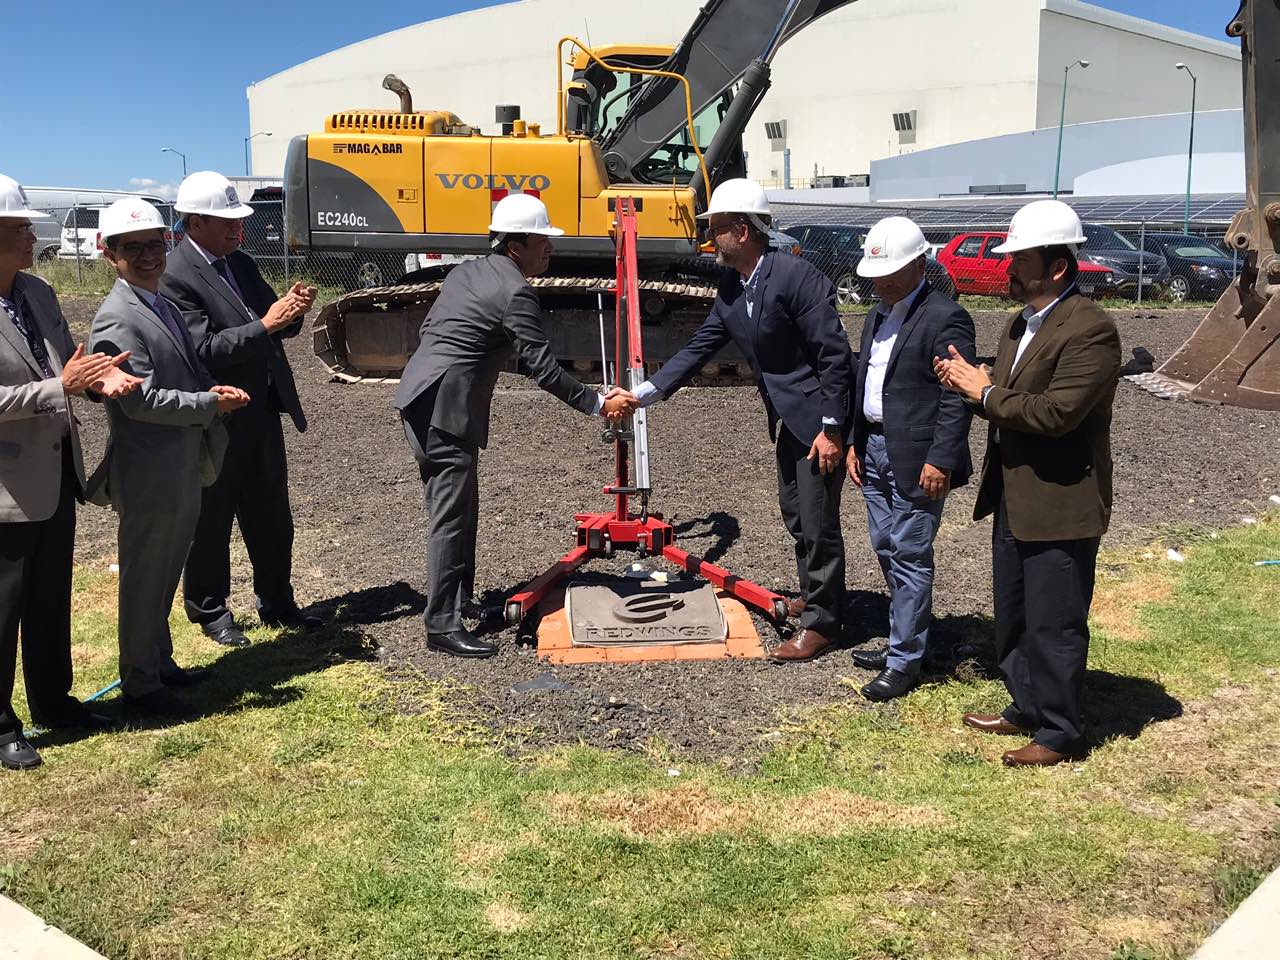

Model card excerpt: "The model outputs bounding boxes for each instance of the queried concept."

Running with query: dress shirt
[861,276,927,423]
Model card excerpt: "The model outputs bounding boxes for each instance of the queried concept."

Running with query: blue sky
[2,0,1238,197]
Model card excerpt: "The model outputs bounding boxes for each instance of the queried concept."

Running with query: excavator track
[311,272,758,386]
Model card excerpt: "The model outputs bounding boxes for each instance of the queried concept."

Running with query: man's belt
[865,421,884,436]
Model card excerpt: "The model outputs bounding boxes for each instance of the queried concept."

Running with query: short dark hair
[490,231,530,255]
[102,236,119,252]
[1040,244,1080,285]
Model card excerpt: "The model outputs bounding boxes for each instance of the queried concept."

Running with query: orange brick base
[534,587,765,665]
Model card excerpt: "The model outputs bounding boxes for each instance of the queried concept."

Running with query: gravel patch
[59,298,1280,762]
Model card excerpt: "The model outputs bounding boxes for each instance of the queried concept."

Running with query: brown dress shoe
[769,628,833,662]
[784,597,806,618]
[962,713,1031,737]
[1001,742,1077,767]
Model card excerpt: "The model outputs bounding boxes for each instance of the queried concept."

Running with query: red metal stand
[504,199,789,628]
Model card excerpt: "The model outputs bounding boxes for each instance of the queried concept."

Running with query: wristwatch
[980,384,995,406]
[823,423,843,440]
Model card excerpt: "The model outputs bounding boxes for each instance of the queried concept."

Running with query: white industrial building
[246,0,1241,187]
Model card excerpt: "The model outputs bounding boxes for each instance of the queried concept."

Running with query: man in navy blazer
[634,180,854,660]
[846,217,975,701]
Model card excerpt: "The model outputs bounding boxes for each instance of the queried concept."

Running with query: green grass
[2,518,1278,959]
[29,258,118,299]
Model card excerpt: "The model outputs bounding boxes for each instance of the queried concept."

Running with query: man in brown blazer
[935,199,1120,768]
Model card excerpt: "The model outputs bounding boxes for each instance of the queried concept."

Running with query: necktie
[212,257,246,303]
[1,293,55,378]
[150,295,193,361]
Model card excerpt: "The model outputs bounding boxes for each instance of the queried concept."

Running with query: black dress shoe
[122,688,196,717]
[261,608,324,630]
[203,619,250,648]
[0,738,42,770]
[460,600,502,623]
[162,667,211,688]
[427,628,498,659]
[851,648,888,671]
[860,668,917,702]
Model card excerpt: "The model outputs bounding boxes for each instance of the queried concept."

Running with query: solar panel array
[771,193,1245,230]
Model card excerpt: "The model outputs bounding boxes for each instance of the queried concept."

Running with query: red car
[937,231,1115,299]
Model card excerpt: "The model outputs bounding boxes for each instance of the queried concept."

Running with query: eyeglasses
[0,223,34,235]
[118,240,168,258]
[706,219,744,238]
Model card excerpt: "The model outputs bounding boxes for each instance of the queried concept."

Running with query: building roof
[1043,0,1241,61]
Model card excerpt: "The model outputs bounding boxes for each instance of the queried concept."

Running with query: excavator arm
[1136,0,1280,410]
[594,0,857,203]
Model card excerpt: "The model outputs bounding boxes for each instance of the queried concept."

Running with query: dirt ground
[60,297,1279,761]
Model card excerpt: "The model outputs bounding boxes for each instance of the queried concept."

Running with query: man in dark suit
[0,176,139,769]
[846,216,975,701]
[90,197,249,718]
[161,171,317,649]
[393,194,634,659]
[936,199,1120,768]
[633,179,854,661]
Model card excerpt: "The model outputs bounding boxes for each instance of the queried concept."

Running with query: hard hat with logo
[856,216,930,278]
[101,197,168,240]
[992,199,1087,254]
[488,193,564,237]
[0,175,50,219]
[175,171,254,219]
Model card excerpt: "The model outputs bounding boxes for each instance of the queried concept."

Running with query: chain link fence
[28,197,416,301]
[769,200,1242,309]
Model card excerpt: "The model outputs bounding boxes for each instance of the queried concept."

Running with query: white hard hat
[992,199,1087,254]
[488,193,563,237]
[0,175,50,219]
[175,170,254,219]
[698,178,772,237]
[101,196,167,240]
[699,178,771,220]
[857,216,930,278]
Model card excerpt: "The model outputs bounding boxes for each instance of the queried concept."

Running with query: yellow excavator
[285,0,855,382]
[1127,1,1280,411]
[287,0,1279,411]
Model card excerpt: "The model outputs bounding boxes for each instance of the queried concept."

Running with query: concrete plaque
[566,579,727,647]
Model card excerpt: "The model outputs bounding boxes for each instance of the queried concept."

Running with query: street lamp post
[1053,59,1090,198]
[1176,62,1198,235]
[244,132,272,176]
[161,146,187,178]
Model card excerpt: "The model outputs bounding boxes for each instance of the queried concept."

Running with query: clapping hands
[933,344,991,402]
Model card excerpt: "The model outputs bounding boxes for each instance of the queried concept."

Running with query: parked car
[25,187,165,262]
[936,231,1116,300]
[1137,232,1241,302]
[58,205,109,260]
[784,222,957,306]
[1078,223,1170,298]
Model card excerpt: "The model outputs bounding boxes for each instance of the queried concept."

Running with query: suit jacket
[972,291,1121,541]
[393,254,597,448]
[86,280,224,513]
[0,273,86,522]
[850,283,976,500]
[649,251,853,445]
[160,236,306,433]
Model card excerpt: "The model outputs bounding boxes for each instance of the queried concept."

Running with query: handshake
[599,386,639,421]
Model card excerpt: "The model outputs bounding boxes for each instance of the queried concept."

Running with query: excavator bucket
[1129,1,1280,412]
[1128,272,1280,410]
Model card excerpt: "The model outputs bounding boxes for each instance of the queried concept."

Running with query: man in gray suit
[393,194,634,658]
[0,175,139,770]
[88,198,249,717]
[160,171,316,649]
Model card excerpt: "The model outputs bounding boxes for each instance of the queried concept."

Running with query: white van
[22,188,168,262]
